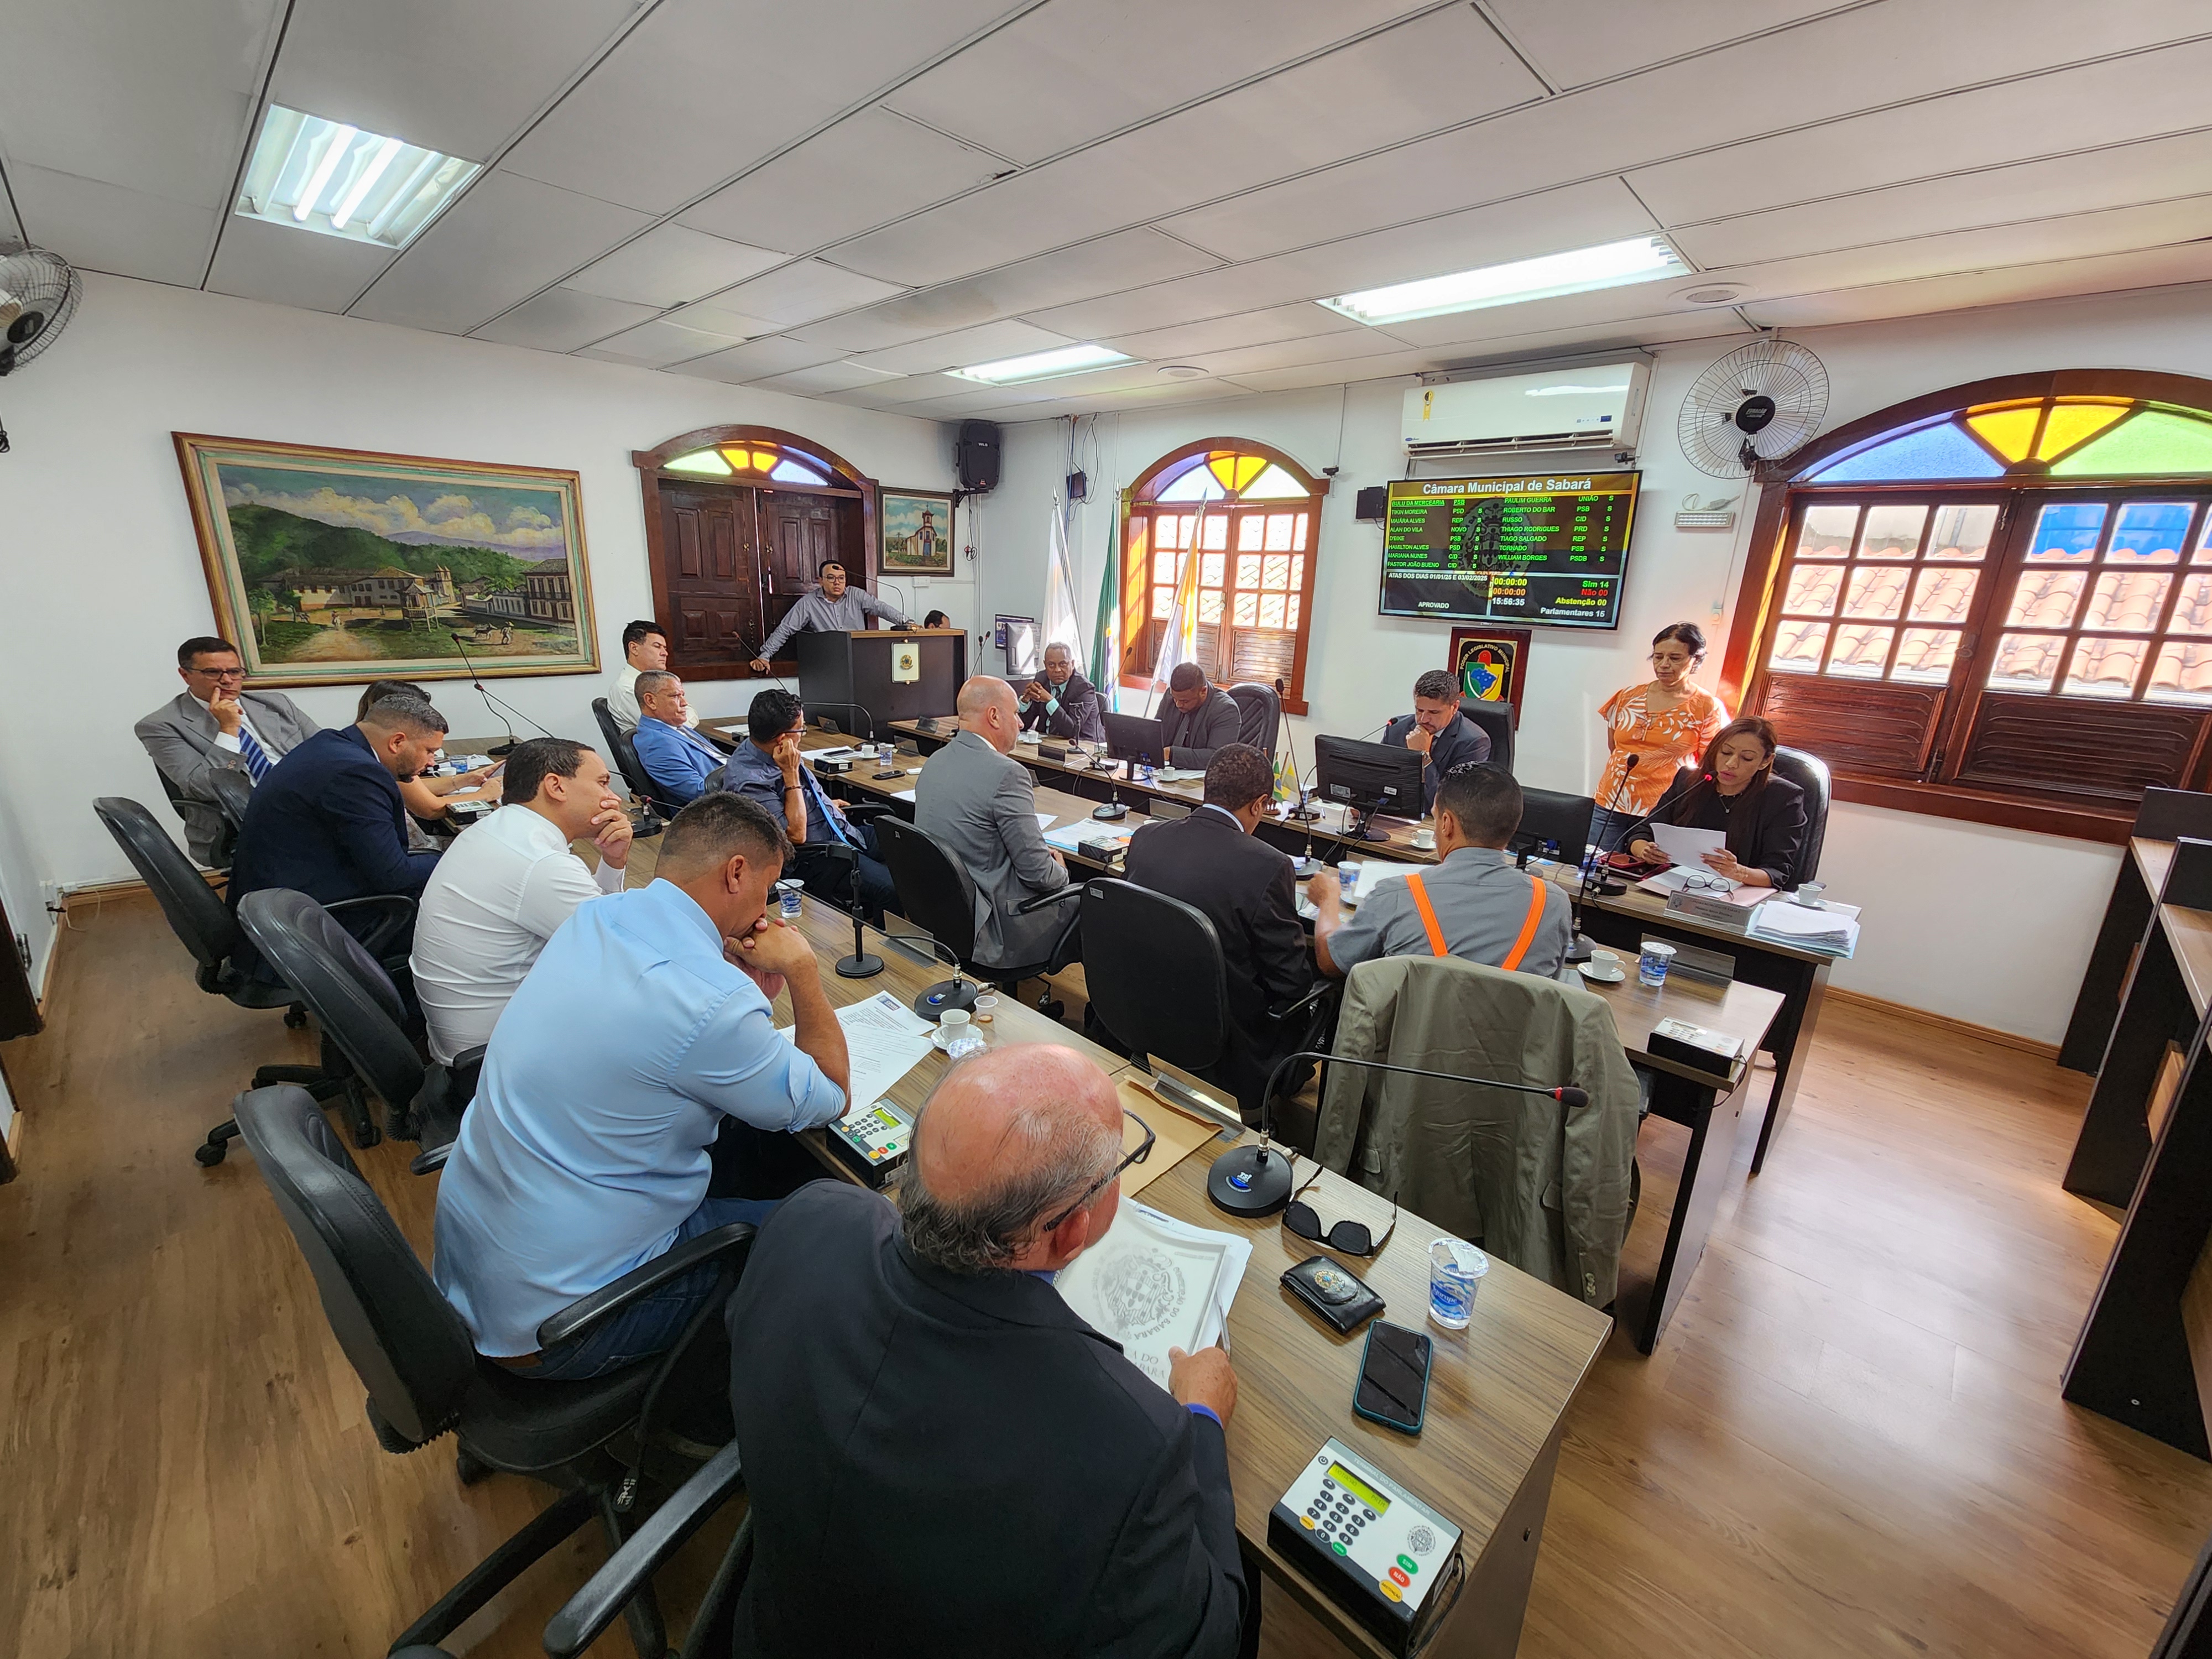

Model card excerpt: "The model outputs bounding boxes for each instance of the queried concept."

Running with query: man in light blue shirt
[432,792,852,1379]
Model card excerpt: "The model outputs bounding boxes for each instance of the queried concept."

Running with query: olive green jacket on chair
[1313,955,1639,1309]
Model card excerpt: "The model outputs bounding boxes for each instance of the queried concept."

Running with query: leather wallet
[1282,1254,1385,1334]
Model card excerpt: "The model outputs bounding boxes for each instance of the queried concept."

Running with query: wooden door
[758,492,841,659]
[659,485,764,671]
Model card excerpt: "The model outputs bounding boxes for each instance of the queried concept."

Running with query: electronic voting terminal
[1269,1438,1464,1656]
[824,1100,915,1188]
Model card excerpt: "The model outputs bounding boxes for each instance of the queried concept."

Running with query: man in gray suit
[914,677,1078,968]
[134,635,319,867]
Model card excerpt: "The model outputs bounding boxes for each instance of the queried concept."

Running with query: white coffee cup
[1589,950,1622,975]
[936,1008,975,1048]
[1411,828,1437,849]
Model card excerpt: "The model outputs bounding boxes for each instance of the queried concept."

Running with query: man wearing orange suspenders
[1309,763,1572,982]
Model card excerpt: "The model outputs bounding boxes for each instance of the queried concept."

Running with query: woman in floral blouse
[1590,622,1730,857]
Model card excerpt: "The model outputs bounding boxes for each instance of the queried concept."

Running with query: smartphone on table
[1352,1319,1432,1436]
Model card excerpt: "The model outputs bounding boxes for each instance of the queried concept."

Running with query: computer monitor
[1102,711,1166,769]
[1313,734,1425,841]
[1511,787,1595,869]
[995,614,1040,677]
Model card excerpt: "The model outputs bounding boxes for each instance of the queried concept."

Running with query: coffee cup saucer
[1577,961,1628,984]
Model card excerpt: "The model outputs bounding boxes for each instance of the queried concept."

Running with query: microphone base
[486,740,518,757]
[1206,1144,1295,1218]
[1563,933,1595,964]
[1285,807,1321,823]
[912,978,978,1021]
[1091,802,1129,821]
[836,952,885,979]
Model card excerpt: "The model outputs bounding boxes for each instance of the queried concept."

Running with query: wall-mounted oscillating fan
[1678,335,1829,478]
[0,245,82,453]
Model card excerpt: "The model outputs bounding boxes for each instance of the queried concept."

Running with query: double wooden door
[656,482,860,674]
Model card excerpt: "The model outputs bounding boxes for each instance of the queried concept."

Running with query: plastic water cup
[774,879,804,920]
[877,742,896,769]
[1428,1239,1488,1330]
[972,993,1000,1026]
[1638,940,1677,988]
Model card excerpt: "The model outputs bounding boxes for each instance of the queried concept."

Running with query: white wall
[971,280,2212,1044]
[0,274,967,972]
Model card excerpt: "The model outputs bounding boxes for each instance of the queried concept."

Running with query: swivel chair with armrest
[1770,745,1832,886]
[206,768,255,845]
[234,1083,755,1659]
[1458,697,1515,775]
[872,817,1082,1018]
[1227,681,1281,758]
[594,697,682,820]
[236,888,479,1169]
[92,796,404,1163]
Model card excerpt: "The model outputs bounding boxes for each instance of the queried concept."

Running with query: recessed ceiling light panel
[235,105,481,250]
[1157,364,1206,379]
[1320,236,1687,327]
[946,343,1135,385]
[1679,284,1747,305]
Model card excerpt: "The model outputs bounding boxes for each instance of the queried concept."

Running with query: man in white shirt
[607,618,697,734]
[135,635,320,866]
[410,736,635,1063]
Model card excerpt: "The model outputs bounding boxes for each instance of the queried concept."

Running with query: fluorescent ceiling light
[1319,237,1687,327]
[947,343,1135,385]
[236,105,481,250]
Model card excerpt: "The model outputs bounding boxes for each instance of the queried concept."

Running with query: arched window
[1725,373,2212,839]
[1120,441,1323,713]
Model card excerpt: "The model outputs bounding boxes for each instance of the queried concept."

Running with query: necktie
[237,725,274,782]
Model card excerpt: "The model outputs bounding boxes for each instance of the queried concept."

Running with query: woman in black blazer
[1629,715,1808,889]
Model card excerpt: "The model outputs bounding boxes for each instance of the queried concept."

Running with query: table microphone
[1207,1047,1587,1218]
[448,632,555,757]
[1275,676,1319,822]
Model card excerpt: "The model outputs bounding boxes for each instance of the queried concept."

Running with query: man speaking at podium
[749,559,915,671]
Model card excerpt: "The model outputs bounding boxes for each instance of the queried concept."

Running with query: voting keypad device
[1269,1438,1463,1656]
[824,1100,915,1189]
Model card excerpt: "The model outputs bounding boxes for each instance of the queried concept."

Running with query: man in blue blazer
[227,692,450,976]
[630,671,732,805]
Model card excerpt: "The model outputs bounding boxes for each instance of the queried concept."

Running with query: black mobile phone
[1351,1319,1432,1436]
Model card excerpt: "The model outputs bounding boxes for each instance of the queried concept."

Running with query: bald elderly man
[724,1044,1253,1658]
[914,675,1078,968]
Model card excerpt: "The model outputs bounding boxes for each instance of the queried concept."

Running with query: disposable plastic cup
[1428,1238,1488,1330]
[1638,940,1677,988]
[774,879,804,920]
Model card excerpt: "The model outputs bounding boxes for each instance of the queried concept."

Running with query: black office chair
[236,889,479,1166]
[234,1083,754,1659]
[594,697,682,817]
[207,768,255,841]
[152,764,238,870]
[1227,681,1281,758]
[92,796,402,1163]
[1771,746,1832,885]
[1079,878,1332,1123]
[1458,697,1515,774]
[873,817,1081,1012]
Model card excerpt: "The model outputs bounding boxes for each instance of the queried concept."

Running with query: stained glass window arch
[1121,442,1324,713]
[662,441,831,487]
[1733,376,2212,837]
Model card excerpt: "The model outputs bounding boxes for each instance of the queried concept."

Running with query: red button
[1390,1567,1411,1587]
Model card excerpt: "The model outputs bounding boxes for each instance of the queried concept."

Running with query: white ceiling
[8,0,2212,422]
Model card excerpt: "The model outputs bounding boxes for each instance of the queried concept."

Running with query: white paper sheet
[1650,822,1727,868]
[776,990,938,1118]
[1035,812,1058,830]
[1749,900,1861,954]
[1337,860,1415,905]
[892,787,916,801]
[1055,1201,1252,1391]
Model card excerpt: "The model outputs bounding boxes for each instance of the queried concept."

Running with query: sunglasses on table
[1282,1165,1397,1257]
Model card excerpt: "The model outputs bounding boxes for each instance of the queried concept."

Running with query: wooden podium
[795,628,965,739]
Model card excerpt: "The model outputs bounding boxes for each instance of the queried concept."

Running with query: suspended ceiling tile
[1672,130,2212,273]
[499,0,1015,215]
[1219,350,1434,395]
[849,319,1072,376]
[577,317,748,368]
[1101,302,1366,359]
[1398,308,1749,373]
[4,164,216,286]
[664,335,848,382]
[783,307,957,353]
[881,0,1431,164]
[270,0,637,162]
[468,286,662,351]
[827,370,979,406]
[661,296,785,340]
[697,259,906,328]
[206,212,396,312]
[1482,0,1852,88]
[1742,242,2212,330]
[349,170,651,333]
[1179,327,1424,379]
[0,0,280,214]
[564,223,786,309]
[1627,37,2212,226]
[911,228,1225,330]
[677,106,1009,257]
[748,360,911,396]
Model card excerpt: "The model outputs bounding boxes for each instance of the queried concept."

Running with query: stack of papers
[1750,898,1861,954]
[1056,1202,1251,1391]
[1335,860,1415,905]
[776,991,938,1118]
[1042,819,1132,856]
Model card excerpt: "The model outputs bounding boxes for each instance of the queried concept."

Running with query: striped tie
[237,726,274,782]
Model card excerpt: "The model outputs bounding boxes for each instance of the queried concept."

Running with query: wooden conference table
[880,716,1834,1177]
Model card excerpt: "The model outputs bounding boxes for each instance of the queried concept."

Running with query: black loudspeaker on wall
[1355,486,1387,522]
[958,420,1002,494]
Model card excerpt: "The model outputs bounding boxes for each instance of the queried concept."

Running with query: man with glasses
[135,635,320,866]
[722,1043,1255,1659]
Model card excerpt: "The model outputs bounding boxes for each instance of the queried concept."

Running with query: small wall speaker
[958,421,1002,494]
[1355,486,1387,522]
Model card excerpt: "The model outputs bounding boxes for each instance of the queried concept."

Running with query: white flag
[1044,498,1087,676]
[1149,502,1205,712]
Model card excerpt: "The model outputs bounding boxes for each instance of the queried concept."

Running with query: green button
[1398,1554,1418,1574]
[1331,1541,1349,1556]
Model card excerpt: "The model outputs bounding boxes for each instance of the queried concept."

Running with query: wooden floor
[5,891,2210,1658]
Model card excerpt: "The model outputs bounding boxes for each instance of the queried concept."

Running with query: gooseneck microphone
[1206,1047,1588,1218]
[1275,676,1319,823]
[448,632,555,757]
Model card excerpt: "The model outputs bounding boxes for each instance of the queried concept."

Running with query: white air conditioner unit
[1402,359,1651,459]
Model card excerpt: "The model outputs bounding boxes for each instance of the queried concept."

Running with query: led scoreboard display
[1378,471,1640,630]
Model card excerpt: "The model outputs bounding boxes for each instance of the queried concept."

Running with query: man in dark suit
[1123,743,1316,1121]
[1383,667,1491,814]
[134,635,320,866]
[227,692,448,974]
[724,1043,1253,1659]
[1018,641,1107,744]
[1158,661,1243,768]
